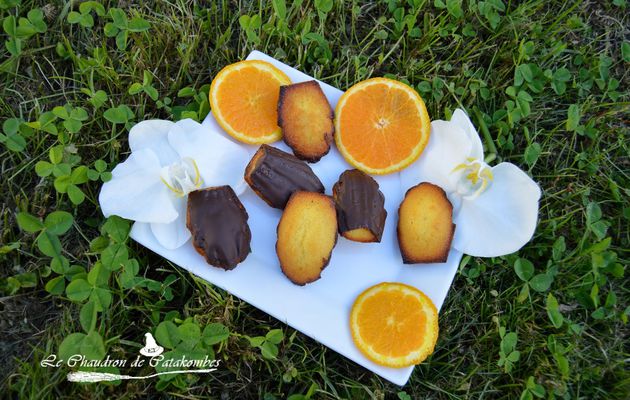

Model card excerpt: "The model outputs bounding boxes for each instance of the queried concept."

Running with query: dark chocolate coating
[332,169,387,242]
[186,186,251,270]
[244,145,325,209]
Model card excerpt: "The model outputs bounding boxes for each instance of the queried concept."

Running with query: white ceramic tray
[130,50,462,386]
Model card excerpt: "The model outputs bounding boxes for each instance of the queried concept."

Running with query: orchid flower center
[160,157,202,197]
[451,157,493,199]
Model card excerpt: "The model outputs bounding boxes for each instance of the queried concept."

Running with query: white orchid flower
[99,118,249,249]
[401,109,541,257]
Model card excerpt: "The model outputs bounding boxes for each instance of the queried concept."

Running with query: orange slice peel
[350,282,439,367]
[210,60,291,144]
[335,78,431,175]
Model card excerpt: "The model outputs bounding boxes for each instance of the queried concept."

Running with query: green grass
[1,0,628,398]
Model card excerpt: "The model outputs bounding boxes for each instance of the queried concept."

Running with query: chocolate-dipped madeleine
[333,169,387,243]
[187,186,251,270]
[397,182,455,264]
[278,80,334,162]
[244,144,325,209]
[276,191,338,285]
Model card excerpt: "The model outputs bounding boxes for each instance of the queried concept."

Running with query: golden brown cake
[397,182,455,263]
[276,191,338,285]
[277,80,334,162]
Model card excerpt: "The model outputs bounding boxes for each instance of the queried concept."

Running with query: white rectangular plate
[130,50,462,386]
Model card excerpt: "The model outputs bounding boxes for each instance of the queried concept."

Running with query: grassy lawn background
[1,0,628,398]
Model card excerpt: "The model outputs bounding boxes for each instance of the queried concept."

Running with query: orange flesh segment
[357,290,427,357]
[339,83,422,168]
[350,282,439,367]
[335,78,430,174]
[216,67,283,138]
[210,60,291,144]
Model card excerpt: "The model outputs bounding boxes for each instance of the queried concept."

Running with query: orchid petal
[452,162,541,257]
[150,196,191,249]
[400,119,473,194]
[128,120,179,166]
[450,109,484,161]
[167,119,250,195]
[98,149,178,224]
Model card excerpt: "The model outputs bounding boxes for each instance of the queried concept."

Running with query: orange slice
[350,282,439,367]
[210,60,291,144]
[335,78,431,174]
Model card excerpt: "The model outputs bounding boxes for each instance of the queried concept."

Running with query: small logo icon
[139,332,164,357]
